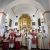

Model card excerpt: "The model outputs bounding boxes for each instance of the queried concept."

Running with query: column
[43,11,50,49]
[0,12,6,35]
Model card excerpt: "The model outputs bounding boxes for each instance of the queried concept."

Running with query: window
[15,22,18,26]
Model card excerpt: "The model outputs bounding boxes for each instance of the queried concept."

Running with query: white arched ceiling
[2,0,45,20]
[5,0,45,13]
[0,0,49,11]
[0,0,49,15]
[11,4,39,16]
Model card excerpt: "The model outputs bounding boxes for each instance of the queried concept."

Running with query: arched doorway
[19,14,31,31]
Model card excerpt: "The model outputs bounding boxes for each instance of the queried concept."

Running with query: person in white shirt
[27,31,33,50]
[43,30,49,49]
[21,29,28,46]
[37,30,44,49]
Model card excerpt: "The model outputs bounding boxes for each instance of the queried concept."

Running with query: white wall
[11,11,41,29]
[5,9,15,29]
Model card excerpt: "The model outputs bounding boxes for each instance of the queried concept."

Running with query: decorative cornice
[0,12,6,16]
[43,11,50,15]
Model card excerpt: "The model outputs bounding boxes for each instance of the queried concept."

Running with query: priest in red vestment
[15,30,21,50]
[31,30,38,48]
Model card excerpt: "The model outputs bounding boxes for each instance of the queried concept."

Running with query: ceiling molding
[43,11,50,15]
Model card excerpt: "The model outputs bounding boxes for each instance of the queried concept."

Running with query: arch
[5,0,45,12]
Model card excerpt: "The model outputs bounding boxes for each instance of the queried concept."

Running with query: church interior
[0,0,50,50]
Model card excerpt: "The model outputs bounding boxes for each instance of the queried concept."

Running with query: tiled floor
[0,48,2,50]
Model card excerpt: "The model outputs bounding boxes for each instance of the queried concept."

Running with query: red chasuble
[32,32,37,44]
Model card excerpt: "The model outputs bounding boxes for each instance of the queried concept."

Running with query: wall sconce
[16,16,18,18]
[33,15,35,17]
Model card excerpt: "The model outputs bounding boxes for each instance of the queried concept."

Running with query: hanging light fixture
[16,16,18,18]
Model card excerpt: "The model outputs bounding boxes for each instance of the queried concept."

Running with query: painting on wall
[38,18,41,26]
[32,22,35,25]
[9,19,12,27]
[15,22,18,26]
